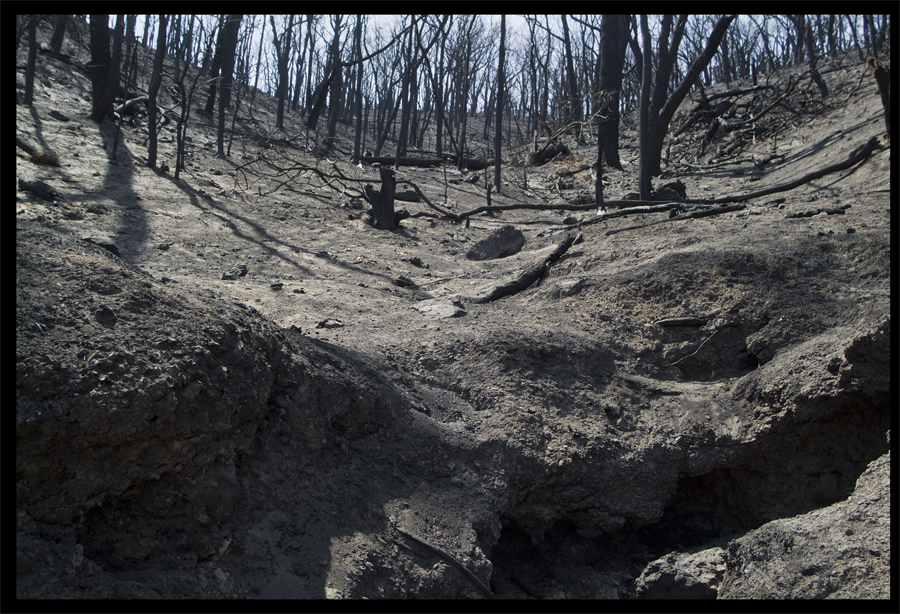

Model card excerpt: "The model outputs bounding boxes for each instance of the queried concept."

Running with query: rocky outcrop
[632,436,890,599]
[634,546,726,599]
[718,443,890,599]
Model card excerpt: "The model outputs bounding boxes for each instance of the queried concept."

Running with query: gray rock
[717,450,891,599]
[466,225,525,261]
[222,264,248,280]
[413,298,466,319]
[635,547,726,599]
[556,278,586,297]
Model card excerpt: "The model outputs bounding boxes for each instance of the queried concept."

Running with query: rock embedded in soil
[466,225,526,261]
[413,298,467,319]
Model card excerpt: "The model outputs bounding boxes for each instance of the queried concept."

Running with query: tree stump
[365,166,398,230]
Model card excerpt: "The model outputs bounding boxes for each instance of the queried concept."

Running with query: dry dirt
[16,23,891,601]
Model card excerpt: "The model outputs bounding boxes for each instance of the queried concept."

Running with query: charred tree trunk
[147,15,168,169]
[365,167,398,231]
[123,14,137,94]
[868,57,890,139]
[638,15,653,199]
[648,14,735,176]
[803,22,829,98]
[272,15,295,129]
[50,15,66,54]
[325,16,344,152]
[216,14,242,158]
[352,16,365,164]
[24,18,38,106]
[396,26,415,164]
[597,14,628,170]
[433,25,448,159]
[89,15,113,121]
[203,16,223,117]
[494,15,506,195]
[560,15,582,140]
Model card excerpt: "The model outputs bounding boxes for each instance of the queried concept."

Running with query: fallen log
[360,156,445,167]
[531,142,570,165]
[688,137,882,205]
[471,233,580,304]
[115,96,148,116]
[359,155,490,171]
[16,136,37,156]
[599,204,746,236]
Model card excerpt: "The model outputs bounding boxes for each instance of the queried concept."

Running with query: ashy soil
[16,23,891,600]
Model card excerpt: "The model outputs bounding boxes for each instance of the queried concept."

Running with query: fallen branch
[601,204,746,236]
[397,180,459,220]
[664,322,740,366]
[784,204,852,218]
[360,155,489,171]
[471,233,580,304]
[678,204,747,219]
[458,201,598,220]
[455,198,679,222]
[394,525,495,599]
[688,137,881,205]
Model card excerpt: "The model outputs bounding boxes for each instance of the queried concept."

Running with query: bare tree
[638,15,654,199]
[49,15,67,54]
[637,14,736,180]
[494,15,506,194]
[455,16,479,170]
[560,15,582,140]
[325,16,345,152]
[202,15,224,117]
[597,15,629,170]
[244,16,266,117]
[271,15,295,129]
[431,16,452,158]
[23,16,40,106]
[88,15,116,121]
[174,17,214,178]
[216,15,242,158]
[147,15,168,169]
[351,15,366,163]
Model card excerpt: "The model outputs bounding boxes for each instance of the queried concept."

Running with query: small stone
[825,354,843,373]
[222,264,248,280]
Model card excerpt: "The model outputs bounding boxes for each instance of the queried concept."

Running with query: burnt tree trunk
[24,19,38,106]
[147,15,168,169]
[216,14,242,158]
[597,14,628,170]
[868,57,890,139]
[365,167,398,231]
[89,15,112,121]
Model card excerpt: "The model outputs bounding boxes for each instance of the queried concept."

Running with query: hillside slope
[16,20,890,600]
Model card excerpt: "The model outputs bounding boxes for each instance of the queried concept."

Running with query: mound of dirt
[16,19,890,600]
